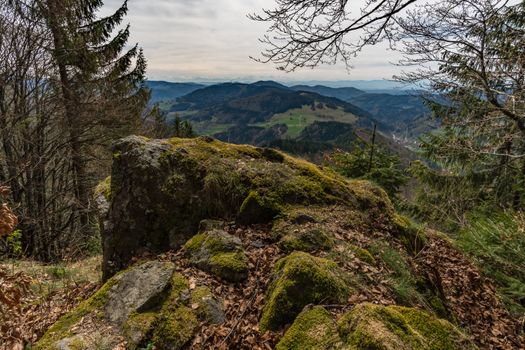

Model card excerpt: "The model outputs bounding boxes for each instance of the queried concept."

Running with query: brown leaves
[0,265,98,349]
[415,233,525,348]
[0,186,17,238]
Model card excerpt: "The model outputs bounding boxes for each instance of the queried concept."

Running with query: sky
[102,0,406,83]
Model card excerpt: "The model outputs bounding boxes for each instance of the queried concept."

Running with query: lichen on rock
[259,251,351,331]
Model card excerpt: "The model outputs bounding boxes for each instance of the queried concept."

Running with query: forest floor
[0,256,101,349]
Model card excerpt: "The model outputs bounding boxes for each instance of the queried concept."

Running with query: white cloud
[101,0,406,82]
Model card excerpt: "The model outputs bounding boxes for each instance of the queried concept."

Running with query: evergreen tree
[326,140,408,200]
[39,0,149,236]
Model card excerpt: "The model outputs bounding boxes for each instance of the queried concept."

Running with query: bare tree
[250,0,418,71]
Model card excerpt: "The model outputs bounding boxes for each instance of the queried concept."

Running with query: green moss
[123,312,157,349]
[276,306,342,350]
[338,303,475,350]
[68,337,85,350]
[34,274,120,349]
[238,190,282,224]
[260,252,351,332]
[349,245,376,265]
[94,176,112,201]
[209,252,249,281]
[152,305,198,350]
[149,273,199,349]
[278,228,334,253]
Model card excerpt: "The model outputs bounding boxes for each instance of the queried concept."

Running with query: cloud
[100,0,404,81]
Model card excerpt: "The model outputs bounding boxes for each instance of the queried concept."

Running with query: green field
[252,105,358,138]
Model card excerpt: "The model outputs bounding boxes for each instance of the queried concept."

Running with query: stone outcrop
[46,135,502,349]
[102,135,393,280]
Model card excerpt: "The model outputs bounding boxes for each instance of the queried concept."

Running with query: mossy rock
[276,306,342,350]
[123,312,157,349]
[152,305,198,350]
[338,303,476,350]
[260,252,351,331]
[238,190,282,224]
[34,264,207,350]
[190,286,225,324]
[278,228,334,253]
[104,136,394,279]
[184,230,249,282]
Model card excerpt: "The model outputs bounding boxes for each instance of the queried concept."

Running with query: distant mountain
[147,80,428,162]
[291,85,366,101]
[171,82,376,127]
[146,81,205,102]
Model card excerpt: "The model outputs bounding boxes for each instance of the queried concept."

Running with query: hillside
[147,81,206,103]
[33,136,523,349]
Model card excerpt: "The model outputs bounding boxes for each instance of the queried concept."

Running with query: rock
[184,229,249,282]
[34,262,224,350]
[259,251,351,331]
[290,212,318,225]
[276,306,342,350]
[199,219,226,232]
[190,286,226,324]
[337,303,476,350]
[237,190,281,225]
[151,273,200,350]
[278,228,334,253]
[105,261,175,328]
[102,136,394,279]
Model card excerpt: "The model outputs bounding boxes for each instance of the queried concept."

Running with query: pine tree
[40,0,149,236]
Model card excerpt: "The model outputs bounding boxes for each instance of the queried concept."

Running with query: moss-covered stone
[184,230,249,282]
[34,272,121,349]
[338,303,476,350]
[276,306,342,350]
[190,286,225,324]
[238,190,282,224]
[153,305,199,350]
[123,312,157,349]
[278,228,334,253]
[260,252,351,332]
[151,272,199,350]
[104,136,394,278]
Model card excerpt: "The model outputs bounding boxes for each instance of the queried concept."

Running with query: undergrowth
[370,241,425,307]
[457,211,525,315]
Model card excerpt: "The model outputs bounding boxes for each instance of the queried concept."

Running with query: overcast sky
[102,0,405,83]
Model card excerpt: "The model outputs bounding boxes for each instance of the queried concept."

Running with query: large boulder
[102,136,394,280]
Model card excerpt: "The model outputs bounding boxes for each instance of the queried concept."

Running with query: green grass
[252,105,358,138]
[369,241,424,307]
[2,256,102,298]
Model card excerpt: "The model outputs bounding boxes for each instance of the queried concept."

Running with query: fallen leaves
[0,266,98,349]
[0,186,18,238]
[415,233,525,349]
